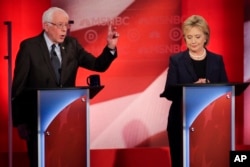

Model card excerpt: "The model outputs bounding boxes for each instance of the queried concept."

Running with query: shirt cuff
[108,47,116,55]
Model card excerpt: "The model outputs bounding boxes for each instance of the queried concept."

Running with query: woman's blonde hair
[182,15,210,46]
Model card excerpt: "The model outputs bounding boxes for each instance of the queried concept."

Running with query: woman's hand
[194,78,210,84]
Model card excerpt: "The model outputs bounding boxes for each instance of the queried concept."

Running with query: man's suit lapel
[59,43,67,84]
[39,35,59,83]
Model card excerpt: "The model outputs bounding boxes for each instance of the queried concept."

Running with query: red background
[0,0,247,166]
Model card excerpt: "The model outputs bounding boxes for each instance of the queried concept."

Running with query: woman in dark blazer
[11,7,119,167]
[160,15,228,167]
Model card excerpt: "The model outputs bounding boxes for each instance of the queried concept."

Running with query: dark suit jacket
[160,49,228,130]
[12,31,117,126]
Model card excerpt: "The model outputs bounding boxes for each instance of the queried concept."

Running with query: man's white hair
[42,7,69,24]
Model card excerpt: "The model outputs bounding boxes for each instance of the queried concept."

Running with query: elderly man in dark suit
[11,6,119,167]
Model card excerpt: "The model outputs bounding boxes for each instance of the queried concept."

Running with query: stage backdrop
[0,0,247,155]
[244,0,250,145]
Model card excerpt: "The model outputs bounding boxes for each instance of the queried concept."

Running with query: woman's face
[184,26,207,53]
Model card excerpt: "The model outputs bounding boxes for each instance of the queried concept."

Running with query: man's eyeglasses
[47,22,71,29]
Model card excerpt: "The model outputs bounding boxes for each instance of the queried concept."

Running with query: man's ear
[43,23,49,32]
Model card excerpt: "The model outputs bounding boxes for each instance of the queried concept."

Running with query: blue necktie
[51,44,61,84]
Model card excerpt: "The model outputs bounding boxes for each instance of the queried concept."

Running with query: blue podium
[182,83,249,167]
[15,86,103,167]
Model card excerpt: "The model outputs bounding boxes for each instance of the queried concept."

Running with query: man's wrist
[108,47,116,51]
